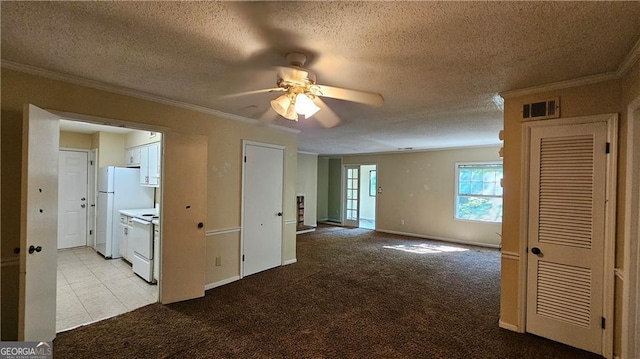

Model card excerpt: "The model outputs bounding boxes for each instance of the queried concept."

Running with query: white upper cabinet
[140,142,160,187]
[126,147,141,167]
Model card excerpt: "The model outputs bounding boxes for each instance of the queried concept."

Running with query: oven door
[131,218,153,259]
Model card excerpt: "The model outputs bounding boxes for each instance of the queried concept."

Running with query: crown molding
[0,60,300,134]
[617,37,640,77]
[501,37,640,99]
[500,72,619,99]
[322,143,503,157]
[297,150,319,156]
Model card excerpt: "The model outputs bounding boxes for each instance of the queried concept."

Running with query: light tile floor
[57,246,158,332]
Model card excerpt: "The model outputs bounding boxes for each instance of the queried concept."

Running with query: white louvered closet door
[526,121,608,354]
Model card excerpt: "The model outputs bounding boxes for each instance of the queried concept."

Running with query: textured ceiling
[2,1,640,155]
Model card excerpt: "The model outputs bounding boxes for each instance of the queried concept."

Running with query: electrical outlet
[215,256,222,266]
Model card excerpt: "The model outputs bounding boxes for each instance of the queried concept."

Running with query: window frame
[454,161,503,223]
[369,170,377,197]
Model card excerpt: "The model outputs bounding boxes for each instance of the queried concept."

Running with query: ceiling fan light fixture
[295,93,320,118]
[270,94,297,121]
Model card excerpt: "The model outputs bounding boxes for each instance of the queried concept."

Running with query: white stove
[120,208,157,283]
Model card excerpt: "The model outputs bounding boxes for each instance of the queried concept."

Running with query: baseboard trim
[285,219,297,225]
[376,229,501,249]
[1,256,20,268]
[204,275,240,291]
[205,227,241,236]
[498,319,519,332]
[283,258,297,266]
[319,221,343,227]
[296,228,316,235]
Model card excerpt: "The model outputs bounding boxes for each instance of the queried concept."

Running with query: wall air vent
[522,97,560,120]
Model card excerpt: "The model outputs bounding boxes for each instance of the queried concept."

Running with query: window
[369,170,377,197]
[455,163,503,223]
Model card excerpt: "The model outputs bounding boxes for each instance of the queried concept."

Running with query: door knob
[81,197,86,201]
[277,212,283,217]
[531,247,542,255]
[197,222,204,229]
[28,245,42,254]
[81,204,86,208]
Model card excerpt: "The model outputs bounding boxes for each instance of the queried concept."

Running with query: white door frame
[519,113,617,357]
[88,148,98,248]
[622,101,640,359]
[342,165,361,227]
[59,147,91,248]
[343,162,378,228]
[240,140,286,278]
[44,111,167,299]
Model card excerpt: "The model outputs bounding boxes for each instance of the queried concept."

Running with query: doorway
[242,141,284,277]
[57,150,88,249]
[21,104,208,341]
[56,119,162,333]
[359,165,377,230]
[343,164,377,229]
[523,114,617,356]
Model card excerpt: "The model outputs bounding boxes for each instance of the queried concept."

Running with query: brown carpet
[54,225,601,358]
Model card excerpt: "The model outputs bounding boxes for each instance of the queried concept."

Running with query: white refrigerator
[96,166,154,258]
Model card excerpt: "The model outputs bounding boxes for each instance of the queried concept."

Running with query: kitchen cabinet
[119,214,134,261]
[125,147,141,167]
[140,142,160,187]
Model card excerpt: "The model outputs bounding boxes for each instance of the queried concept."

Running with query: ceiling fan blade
[219,87,284,100]
[315,85,384,107]
[312,97,341,128]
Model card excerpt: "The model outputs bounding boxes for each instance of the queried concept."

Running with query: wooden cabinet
[140,142,160,187]
[125,147,141,167]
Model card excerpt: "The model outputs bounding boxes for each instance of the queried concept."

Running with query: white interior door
[19,104,59,341]
[242,143,284,277]
[57,150,88,249]
[526,120,610,354]
[161,132,207,304]
[343,165,360,227]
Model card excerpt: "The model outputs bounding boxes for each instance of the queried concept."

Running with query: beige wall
[500,58,640,356]
[0,68,298,339]
[125,130,161,148]
[344,147,502,246]
[317,157,329,221]
[59,131,92,149]
[96,132,126,168]
[327,158,342,222]
[205,231,240,285]
[297,153,318,227]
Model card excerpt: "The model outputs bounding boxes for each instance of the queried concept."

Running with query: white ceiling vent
[522,97,560,120]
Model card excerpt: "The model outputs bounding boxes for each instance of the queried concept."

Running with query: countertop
[119,208,159,222]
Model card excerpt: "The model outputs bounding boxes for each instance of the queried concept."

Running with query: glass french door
[344,165,360,227]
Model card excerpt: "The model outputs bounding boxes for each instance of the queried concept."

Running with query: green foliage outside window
[456,164,503,223]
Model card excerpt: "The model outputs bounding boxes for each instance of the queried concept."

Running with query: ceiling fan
[222,52,384,127]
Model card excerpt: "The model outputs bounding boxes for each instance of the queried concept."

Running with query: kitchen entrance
[56,119,163,332]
